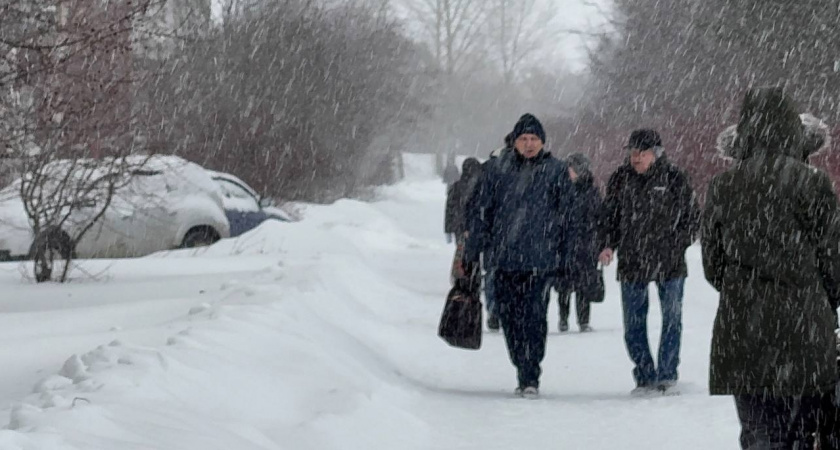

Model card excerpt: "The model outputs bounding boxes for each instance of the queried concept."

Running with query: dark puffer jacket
[465,150,574,272]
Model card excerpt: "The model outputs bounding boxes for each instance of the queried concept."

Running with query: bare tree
[135,0,212,58]
[485,0,557,85]
[139,0,430,202]
[573,0,840,199]
[218,0,273,25]
[0,0,167,282]
[402,0,487,75]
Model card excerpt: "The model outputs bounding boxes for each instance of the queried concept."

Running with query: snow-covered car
[0,155,231,261]
[208,171,290,237]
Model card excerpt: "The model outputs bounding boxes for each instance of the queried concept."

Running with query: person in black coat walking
[481,131,516,331]
[445,158,483,292]
[445,158,483,239]
[442,153,461,186]
[599,129,700,396]
[464,114,575,397]
[555,153,602,333]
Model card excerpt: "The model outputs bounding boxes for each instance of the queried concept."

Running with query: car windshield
[217,180,254,200]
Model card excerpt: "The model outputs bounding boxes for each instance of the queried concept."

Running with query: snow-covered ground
[0,154,739,449]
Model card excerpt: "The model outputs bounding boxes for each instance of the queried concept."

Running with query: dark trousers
[556,288,590,326]
[819,387,840,450]
[494,271,553,389]
[735,393,840,449]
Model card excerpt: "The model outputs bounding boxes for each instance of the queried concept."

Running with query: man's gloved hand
[445,233,453,244]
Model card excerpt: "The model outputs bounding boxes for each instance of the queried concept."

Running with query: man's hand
[599,248,614,266]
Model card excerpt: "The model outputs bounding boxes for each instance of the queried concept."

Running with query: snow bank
[0,153,739,449]
[0,176,446,450]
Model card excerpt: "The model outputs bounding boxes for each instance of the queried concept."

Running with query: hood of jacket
[732,87,804,160]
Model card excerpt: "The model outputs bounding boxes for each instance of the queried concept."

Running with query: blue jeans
[620,278,685,387]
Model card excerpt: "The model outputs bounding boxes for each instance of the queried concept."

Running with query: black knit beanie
[511,114,547,144]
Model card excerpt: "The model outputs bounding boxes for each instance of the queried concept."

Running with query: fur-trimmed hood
[717,113,831,161]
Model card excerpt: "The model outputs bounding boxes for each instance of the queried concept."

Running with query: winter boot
[559,319,569,333]
[631,385,657,398]
[579,324,593,333]
[656,380,680,396]
[522,387,539,399]
[487,314,500,331]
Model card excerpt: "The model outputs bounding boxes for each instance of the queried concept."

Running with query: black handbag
[438,285,482,350]
[585,268,606,303]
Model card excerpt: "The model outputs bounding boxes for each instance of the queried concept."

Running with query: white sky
[388,0,613,73]
[544,0,613,71]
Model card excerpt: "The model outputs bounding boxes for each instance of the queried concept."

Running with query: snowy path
[0,155,739,449]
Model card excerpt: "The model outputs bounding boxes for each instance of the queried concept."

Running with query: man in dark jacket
[555,153,602,333]
[599,129,700,396]
[464,114,574,398]
[702,87,840,449]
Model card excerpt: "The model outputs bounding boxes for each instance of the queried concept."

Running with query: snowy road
[0,155,739,449]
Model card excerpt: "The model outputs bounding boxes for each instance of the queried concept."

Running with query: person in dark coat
[442,153,460,186]
[482,131,516,331]
[445,158,483,238]
[702,87,840,449]
[463,114,574,398]
[489,132,516,159]
[445,158,483,292]
[555,153,602,333]
[598,128,700,396]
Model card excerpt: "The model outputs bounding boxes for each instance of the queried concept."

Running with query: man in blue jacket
[464,114,574,398]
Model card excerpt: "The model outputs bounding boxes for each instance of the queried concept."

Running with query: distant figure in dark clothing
[445,158,483,292]
[445,158,483,239]
[555,153,602,333]
[489,132,516,160]
[442,153,460,186]
[483,131,516,331]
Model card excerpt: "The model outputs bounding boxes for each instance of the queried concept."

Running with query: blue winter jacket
[465,150,574,272]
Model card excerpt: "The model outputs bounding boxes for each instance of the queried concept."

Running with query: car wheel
[29,229,74,282]
[180,226,220,249]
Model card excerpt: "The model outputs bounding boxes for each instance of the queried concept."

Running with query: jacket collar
[574,173,595,188]
[621,153,669,178]
[511,149,551,165]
